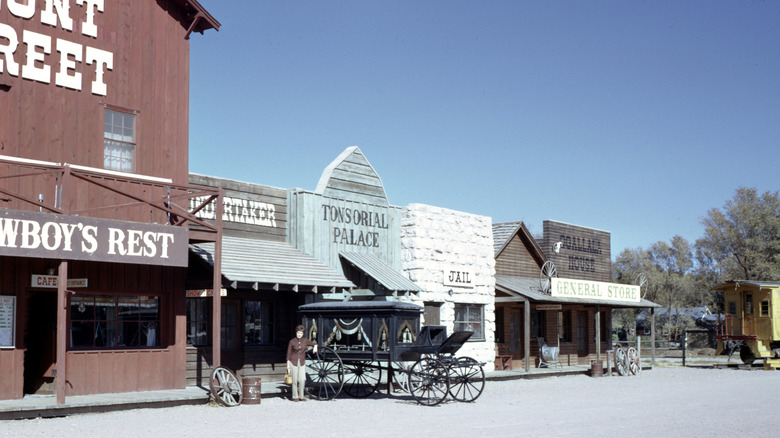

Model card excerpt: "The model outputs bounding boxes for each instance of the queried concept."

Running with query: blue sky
[188,1,780,258]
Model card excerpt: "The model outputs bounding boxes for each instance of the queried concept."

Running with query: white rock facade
[401,203,496,371]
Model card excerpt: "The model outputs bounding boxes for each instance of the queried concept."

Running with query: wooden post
[651,307,656,367]
[211,190,223,368]
[524,298,530,372]
[595,305,601,361]
[56,261,68,405]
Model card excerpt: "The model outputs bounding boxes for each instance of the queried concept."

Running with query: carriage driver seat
[537,337,561,368]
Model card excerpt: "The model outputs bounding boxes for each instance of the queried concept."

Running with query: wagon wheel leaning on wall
[539,261,558,294]
[627,347,641,375]
[209,366,243,406]
[614,347,629,376]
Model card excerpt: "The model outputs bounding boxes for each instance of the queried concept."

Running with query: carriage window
[728,302,736,315]
[746,294,753,315]
[244,301,274,345]
[760,300,769,317]
[454,304,484,341]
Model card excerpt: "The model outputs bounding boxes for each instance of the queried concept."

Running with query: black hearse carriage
[298,301,485,406]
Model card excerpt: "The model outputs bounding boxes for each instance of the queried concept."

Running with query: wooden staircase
[755,340,780,370]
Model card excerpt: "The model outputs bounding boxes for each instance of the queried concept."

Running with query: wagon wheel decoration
[635,273,648,299]
[614,347,629,376]
[342,361,382,398]
[305,346,344,400]
[539,261,558,294]
[447,356,485,403]
[408,357,450,406]
[627,347,641,375]
[209,366,243,407]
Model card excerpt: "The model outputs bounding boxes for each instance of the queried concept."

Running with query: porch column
[211,190,224,367]
[56,261,68,405]
[595,305,601,361]
[651,307,656,367]
[524,299,530,372]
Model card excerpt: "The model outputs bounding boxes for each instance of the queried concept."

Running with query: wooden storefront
[493,221,658,371]
[0,1,219,403]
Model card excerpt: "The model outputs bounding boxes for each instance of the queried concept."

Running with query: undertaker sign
[0,209,188,267]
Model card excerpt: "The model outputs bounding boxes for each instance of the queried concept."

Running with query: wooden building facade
[493,221,658,371]
[0,1,220,403]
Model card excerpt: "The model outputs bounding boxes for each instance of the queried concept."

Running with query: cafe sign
[551,277,640,304]
[0,209,188,267]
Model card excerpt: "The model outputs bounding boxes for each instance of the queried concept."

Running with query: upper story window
[104,108,136,172]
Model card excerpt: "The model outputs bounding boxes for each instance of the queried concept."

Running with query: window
[70,295,159,348]
[728,301,737,315]
[454,304,484,340]
[186,299,211,346]
[244,301,274,345]
[495,307,505,343]
[104,108,136,172]
[558,310,572,342]
[760,301,770,317]
[746,294,753,315]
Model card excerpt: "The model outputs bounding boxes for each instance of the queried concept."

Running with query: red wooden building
[0,0,220,403]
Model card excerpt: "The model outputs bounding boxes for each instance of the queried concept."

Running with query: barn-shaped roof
[315,146,389,206]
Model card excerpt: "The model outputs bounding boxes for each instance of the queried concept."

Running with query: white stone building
[401,203,496,370]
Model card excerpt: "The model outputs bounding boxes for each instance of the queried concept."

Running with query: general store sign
[0,209,188,267]
[31,274,88,288]
[551,278,640,304]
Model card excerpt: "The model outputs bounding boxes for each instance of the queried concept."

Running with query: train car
[714,280,780,369]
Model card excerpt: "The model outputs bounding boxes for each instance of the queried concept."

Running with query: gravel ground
[4,366,779,438]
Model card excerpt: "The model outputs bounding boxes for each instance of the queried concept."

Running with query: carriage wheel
[408,357,449,406]
[614,347,628,376]
[305,346,344,400]
[447,356,485,402]
[627,347,641,375]
[209,366,242,407]
[342,361,382,398]
[391,361,414,393]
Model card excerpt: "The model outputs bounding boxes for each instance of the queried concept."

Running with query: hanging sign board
[0,209,188,267]
[551,278,640,303]
[186,289,227,298]
[0,296,16,348]
[31,275,88,289]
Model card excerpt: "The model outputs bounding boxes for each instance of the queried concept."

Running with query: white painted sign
[443,268,474,288]
[0,296,15,348]
[551,278,640,303]
[31,275,88,289]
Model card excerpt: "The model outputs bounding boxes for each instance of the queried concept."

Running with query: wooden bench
[495,355,513,370]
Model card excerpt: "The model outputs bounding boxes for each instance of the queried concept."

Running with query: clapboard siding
[541,221,611,282]
[189,174,288,241]
[0,1,193,222]
[495,236,543,277]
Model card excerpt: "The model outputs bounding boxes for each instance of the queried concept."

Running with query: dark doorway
[577,311,588,364]
[24,291,57,395]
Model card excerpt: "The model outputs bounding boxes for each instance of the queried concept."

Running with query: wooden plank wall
[542,220,612,282]
[188,174,288,241]
[495,235,544,277]
[0,1,193,222]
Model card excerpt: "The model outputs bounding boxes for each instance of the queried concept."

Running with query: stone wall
[401,203,496,370]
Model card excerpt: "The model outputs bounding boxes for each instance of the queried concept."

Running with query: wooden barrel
[590,360,603,377]
[242,377,262,404]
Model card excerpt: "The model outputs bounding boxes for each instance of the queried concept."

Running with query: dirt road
[4,367,779,437]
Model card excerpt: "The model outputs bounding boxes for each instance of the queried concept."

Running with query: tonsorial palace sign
[551,278,641,304]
